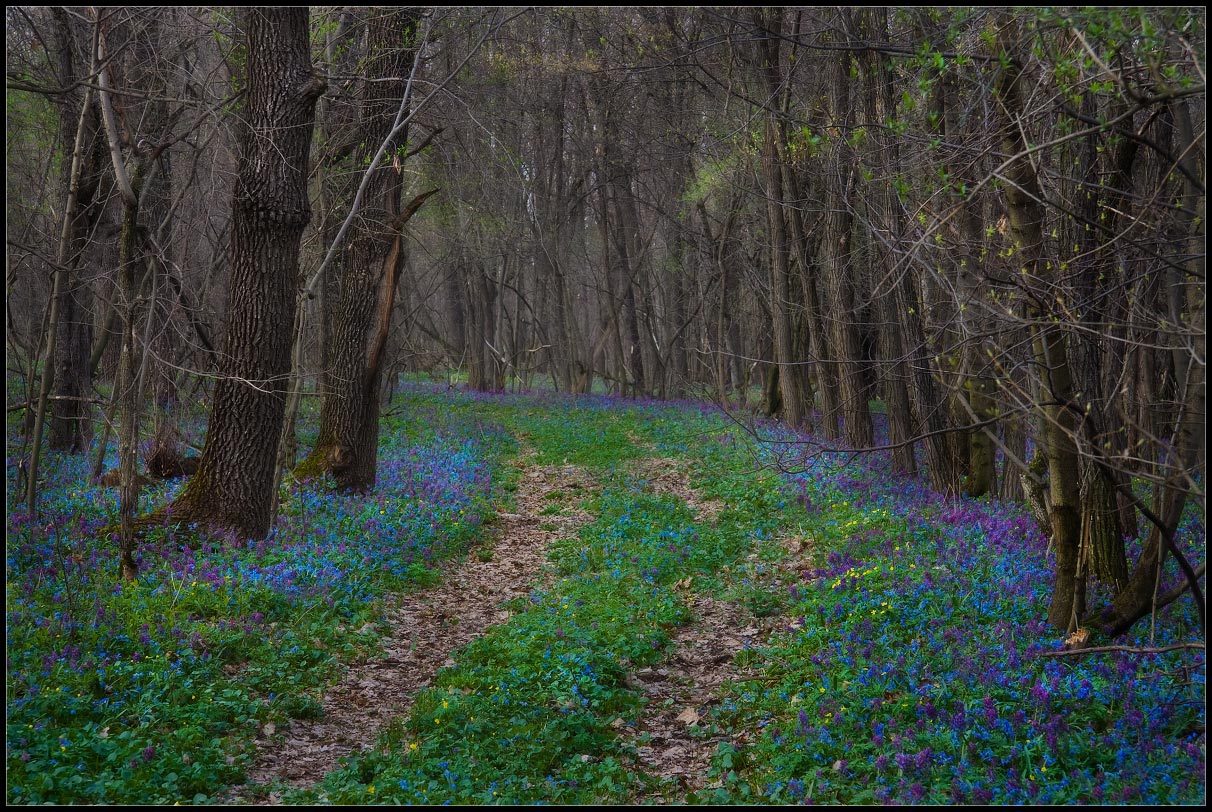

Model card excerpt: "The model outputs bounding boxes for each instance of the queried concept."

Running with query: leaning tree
[295,7,438,491]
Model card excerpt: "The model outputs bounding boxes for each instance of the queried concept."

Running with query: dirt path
[625,590,772,801]
[223,451,595,803]
[223,451,784,803]
[618,456,767,800]
[627,454,723,524]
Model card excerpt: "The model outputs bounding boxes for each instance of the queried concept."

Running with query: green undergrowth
[6,394,515,804]
[308,394,793,804]
[687,462,1206,804]
[310,389,1204,806]
[9,385,1203,804]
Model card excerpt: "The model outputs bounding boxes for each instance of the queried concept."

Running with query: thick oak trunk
[158,8,323,539]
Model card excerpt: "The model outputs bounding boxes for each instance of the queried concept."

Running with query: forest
[5,5,1205,805]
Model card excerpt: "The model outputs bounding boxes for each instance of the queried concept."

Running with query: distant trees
[22,6,104,524]
[402,7,1203,635]
[6,7,1203,634]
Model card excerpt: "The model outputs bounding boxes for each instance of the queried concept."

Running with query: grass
[6,381,1206,804]
[6,395,511,804]
[309,390,788,804]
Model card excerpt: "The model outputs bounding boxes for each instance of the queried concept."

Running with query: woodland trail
[619,455,786,801]
[224,449,792,804]
[625,591,766,800]
[224,450,596,803]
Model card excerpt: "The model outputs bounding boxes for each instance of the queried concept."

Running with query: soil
[222,450,595,803]
[222,452,785,804]
[620,456,780,801]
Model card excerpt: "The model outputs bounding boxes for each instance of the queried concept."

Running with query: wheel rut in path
[625,591,776,801]
[621,456,781,802]
[224,450,595,803]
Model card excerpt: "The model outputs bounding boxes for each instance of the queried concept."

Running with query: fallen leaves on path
[223,451,594,803]
[624,591,775,801]
[618,457,779,801]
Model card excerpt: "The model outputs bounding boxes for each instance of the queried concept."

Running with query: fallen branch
[1040,642,1205,658]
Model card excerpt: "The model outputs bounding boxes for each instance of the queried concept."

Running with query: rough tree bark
[863,9,916,475]
[935,70,997,497]
[153,7,324,539]
[297,8,435,490]
[698,198,747,406]
[1073,92,1131,589]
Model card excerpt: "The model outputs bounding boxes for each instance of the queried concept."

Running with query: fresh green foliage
[6,383,1205,804]
[6,392,512,804]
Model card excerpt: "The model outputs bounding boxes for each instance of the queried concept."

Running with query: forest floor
[6,384,1206,805]
[223,450,593,802]
[227,448,782,804]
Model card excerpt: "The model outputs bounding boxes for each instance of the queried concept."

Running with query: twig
[1040,642,1205,658]
[8,395,106,412]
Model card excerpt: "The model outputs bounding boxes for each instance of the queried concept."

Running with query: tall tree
[860,7,917,475]
[818,17,874,448]
[47,7,104,454]
[995,15,1085,631]
[297,8,436,490]
[752,6,808,426]
[153,7,324,538]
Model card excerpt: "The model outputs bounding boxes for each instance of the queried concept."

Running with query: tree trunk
[700,199,747,407]
[1097,94,1205,637]
[157,8,323,538]
[615,179,653,397]
[446,261,467,365]
[298,9,431,490]
[863,14,916,475]
[48,10,103,454]
[944,83,996,496]
[49,259,96,453]
[116,163,147,581]
[789,214,840,440]
[275,8,359,495]
[1081,459,1128,590]
[996,20,1084,631]
[465,258,506,392]
[1073,92,1131,588]
[820,44,873,448]
[892,238,959,493]
[999,388,1028,502]
[27,8,102,525]
[755,7,806,427]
